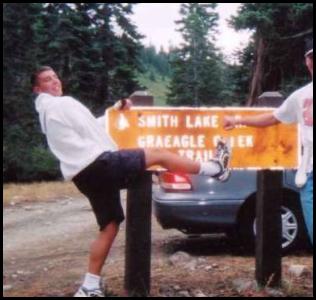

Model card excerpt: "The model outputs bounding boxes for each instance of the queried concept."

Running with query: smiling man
[31,66,231,297]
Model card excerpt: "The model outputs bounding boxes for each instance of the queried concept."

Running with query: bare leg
[144,148,200,174]
[88,221,119,275]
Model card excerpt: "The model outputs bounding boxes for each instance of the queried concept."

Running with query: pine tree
[231,3,313,105]
[3,3,59,182]
[167,3,223,106]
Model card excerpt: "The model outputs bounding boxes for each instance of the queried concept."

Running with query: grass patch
[137,70,170,106]
[3,181,82,206]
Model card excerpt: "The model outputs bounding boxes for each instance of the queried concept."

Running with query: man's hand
[114,98,133,110]
[223,115,237,130]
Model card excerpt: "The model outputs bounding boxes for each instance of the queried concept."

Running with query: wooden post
[125,172,152,297]
[128,91,154,106]
[255,170,282,287]
[124,92,154,297]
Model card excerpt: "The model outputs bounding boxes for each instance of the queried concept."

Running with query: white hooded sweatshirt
[35,93,117,180]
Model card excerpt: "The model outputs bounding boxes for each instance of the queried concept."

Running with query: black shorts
[73,149,146,230]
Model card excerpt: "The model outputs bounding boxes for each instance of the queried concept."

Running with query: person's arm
[96,98,133,127]
[223,112,280,130]
[113,98,133,110]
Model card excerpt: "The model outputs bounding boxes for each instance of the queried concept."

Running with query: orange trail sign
[106,107,300,170]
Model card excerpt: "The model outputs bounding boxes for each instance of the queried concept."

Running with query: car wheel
[238,196,308,253]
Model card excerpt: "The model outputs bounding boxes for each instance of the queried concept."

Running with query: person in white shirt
[224,38,313,246]
[32,66,231,297]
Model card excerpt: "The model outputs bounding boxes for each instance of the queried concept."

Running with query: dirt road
[3,194,313,297]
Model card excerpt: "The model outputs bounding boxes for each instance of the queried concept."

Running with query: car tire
[237,193,309,253]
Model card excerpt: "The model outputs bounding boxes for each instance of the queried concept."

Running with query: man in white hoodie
[32,66,230,297]
[224,38,313,247]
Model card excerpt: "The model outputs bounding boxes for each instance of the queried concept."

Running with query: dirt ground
[3,192,313,297]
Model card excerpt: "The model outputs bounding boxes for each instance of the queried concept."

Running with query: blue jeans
[300,172,313,245]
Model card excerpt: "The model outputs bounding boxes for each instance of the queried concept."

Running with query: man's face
[305,54,313,78]
[33,69,63,96]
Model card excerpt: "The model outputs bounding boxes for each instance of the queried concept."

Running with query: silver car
[153,170,309,252]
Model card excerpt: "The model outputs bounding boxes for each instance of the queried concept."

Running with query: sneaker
[74,286,105,297]
[211,137,231,182]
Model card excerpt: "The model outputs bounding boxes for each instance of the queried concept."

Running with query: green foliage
[28,147,60,180]
[137,45,173,105]
[230,3,313,100]
[139,46,171,77]
[137,67,170,106]
[3,124,60,182]
[167,3,226,107]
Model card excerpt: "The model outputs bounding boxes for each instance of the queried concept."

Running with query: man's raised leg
[144,148,221,176]
[144,148,199,173]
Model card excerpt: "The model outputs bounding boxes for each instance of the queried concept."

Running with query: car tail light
[159,172,192,192]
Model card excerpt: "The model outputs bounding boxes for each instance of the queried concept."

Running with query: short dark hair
[30,66,54,87]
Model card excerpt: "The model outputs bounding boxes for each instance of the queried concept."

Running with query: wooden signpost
[256,170,283,287]
[105,97,300,296]
[123,93,153,297]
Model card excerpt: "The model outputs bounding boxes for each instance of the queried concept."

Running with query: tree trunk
[247,36,265,106]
